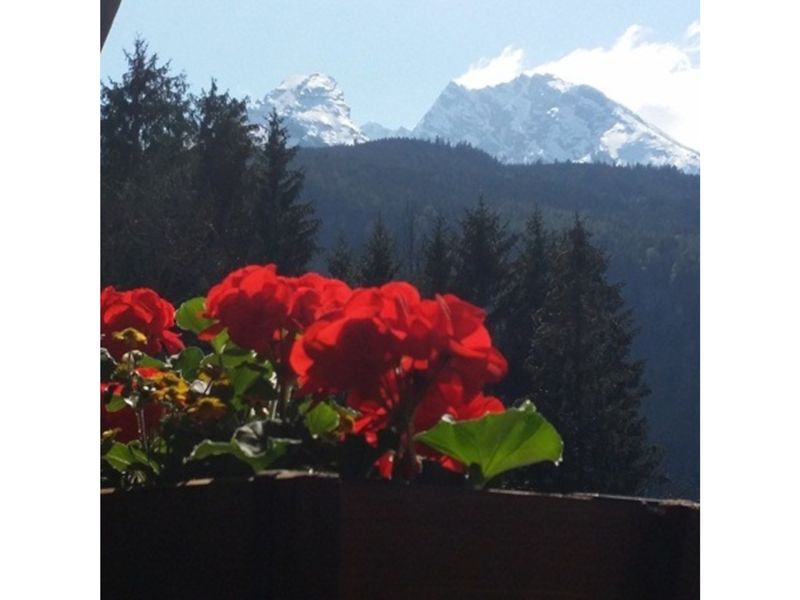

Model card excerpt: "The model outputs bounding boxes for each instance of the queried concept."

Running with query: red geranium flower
[284,272,353,329]
[349,366,506,474]
[204,265,354,371]
[402,294,507,387]
[409,370,505,472]
[414,369,505,433]
[204,264,295,356]
[202,267,508,479]
[291,283,508,468]
[290,284,419,395]
[101,287,184,360]
[291,307,398,396]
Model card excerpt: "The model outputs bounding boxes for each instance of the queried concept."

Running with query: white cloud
[453,23,700,151]
[686,19,701,44]
[454,46,526,90]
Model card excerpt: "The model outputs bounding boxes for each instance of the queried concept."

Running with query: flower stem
[277,377,292,420]
[135,407,149,457]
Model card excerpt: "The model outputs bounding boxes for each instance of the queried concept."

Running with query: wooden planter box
[101,472,699,599]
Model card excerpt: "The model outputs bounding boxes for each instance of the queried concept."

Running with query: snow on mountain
[246,71,698,173]
[247,73,366,147]
[360,122,413,141]
[413,73,699,173]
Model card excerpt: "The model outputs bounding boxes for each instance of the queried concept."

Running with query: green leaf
[232,421,280,458]
[104,394,127,413]
[137,354,166,369]
[219,344,255,369]
[175,297,214,335]
[189,421,298,473]
[173,347,205,381]
[103,442,135,472]
[127,442,161,475]
[414,401,563,488]
[230,364,263,396]
[188,441,239,461]
[220,343,255,369]
[301,401,341,437]
[209,330,230,354]
[188,439,285,473]
[102,441,160,475]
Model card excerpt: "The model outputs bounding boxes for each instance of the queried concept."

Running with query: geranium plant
[100,264,562,489]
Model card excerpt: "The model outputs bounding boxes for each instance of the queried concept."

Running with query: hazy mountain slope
[414,74,699,173]
[361,121,413,140]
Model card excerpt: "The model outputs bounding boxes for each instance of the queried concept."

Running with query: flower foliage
[100,265,561,489]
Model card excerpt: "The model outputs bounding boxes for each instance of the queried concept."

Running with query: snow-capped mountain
[413,74,699,173]
[247,73,366,147]
[246,71,698,173]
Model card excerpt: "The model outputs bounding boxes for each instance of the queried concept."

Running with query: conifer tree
[400,199,420,280]
[419,214,456,297]
[511,215,661,495]
[101,38,193,184]
[100,38,198,299]
[358,214,399,286]
[453,196,516,310]
[327,233,357,285]
[493,208,552,400]
[194,79,255,266]
[252,108,320,274]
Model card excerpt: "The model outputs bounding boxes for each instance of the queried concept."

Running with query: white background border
[2,0,799,596]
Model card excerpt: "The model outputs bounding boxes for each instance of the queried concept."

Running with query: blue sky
[101,0,699,147]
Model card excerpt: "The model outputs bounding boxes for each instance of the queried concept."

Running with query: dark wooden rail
[101,472,699,599]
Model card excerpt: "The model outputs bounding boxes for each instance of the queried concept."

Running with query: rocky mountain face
[412,74,699,173]
[249,72,698,172]
[247,73,366,147]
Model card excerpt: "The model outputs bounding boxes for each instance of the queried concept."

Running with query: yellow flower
[153,381,190,407]
[187,396,227,422]
[101,428,120,442]
[111,327,148,348]
[138,370,191,407]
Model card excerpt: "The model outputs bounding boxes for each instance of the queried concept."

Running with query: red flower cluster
[202,265,352,362]
[289,280,507,471]
[101,267,508,477]
[101,287,184,360]
[101,288,182,443]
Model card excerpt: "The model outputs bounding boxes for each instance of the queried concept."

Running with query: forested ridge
[297,140,699,498]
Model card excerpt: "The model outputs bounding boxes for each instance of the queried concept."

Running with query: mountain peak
[539,73,577,93]
[246,71,698,172]
[275,73,341,94]
[414,73,699,173]
[247,72,366,147]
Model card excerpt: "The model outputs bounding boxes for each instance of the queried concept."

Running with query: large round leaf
[414,401,563,487]
[175,297,214,334]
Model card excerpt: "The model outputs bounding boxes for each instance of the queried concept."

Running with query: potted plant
[101,264,698,599]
